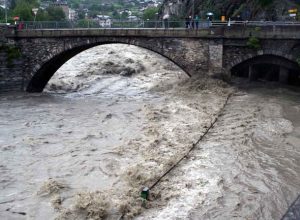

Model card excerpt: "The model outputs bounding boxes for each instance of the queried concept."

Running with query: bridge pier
[279,66,289,84]
[248,65,257,81]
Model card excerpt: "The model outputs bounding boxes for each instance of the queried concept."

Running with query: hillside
[161,0,300,21]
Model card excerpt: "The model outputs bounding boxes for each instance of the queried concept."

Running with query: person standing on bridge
[189,15,193,28]
[185,16,190,28]
[195,15,200,29]
[163,13,170,29]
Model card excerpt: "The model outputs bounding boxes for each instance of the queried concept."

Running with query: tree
[46,6,66,21]
[36,9,50,21]
[10,0,17,10]
[143,7,158,20]
[257,0,273,7]
[0,7,5,22]
[12,0,34,21]
[77,10,85,20]
[112,10,119,19]
[120,11,129,19]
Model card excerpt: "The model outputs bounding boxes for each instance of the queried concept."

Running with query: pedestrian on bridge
[195,15,200,29]
[185,16,190,28]
[189,16,193,28]
[163,13,170,29]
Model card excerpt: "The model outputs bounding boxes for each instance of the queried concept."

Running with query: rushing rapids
[0,44,299,219]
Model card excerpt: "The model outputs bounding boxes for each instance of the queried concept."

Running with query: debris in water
[74,191,109,219]
[51,195,63,210]
[38,179,67,196]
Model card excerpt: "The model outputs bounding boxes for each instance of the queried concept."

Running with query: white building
[96,15,112,27]
[69,9,77,20]
[128,16,139,21]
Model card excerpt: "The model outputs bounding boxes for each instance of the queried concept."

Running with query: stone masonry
[1,25,300,92]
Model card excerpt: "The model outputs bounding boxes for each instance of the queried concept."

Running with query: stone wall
[0,46,24,92]
[1,27,300,92]
[223,38,300,75]
[15,36,215,92]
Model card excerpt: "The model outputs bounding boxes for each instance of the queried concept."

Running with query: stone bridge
[1,25,300,92]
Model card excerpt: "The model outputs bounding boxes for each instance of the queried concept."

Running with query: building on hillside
[40,2,50,10]
[69,9,78,20]
[95,15,112,27]
[120,9,133,16]
[0,0,11,9]
[147,1,156,7]
[128,16,139,21]
[51,0,69,19]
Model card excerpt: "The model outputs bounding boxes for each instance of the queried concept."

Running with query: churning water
[0,45,300,219]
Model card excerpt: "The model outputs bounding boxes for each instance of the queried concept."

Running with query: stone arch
[227,50,296,73]
[26,41,190,92]
[229,52,300,84]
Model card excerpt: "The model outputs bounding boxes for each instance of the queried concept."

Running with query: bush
[247,36,261,49]
[0,45,21,66]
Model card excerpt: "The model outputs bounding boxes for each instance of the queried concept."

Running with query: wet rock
[120,67,136,76]
[125,58,135,64]
[104,61,115,66]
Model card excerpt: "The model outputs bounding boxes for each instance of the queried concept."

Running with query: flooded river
[0,45,300,219]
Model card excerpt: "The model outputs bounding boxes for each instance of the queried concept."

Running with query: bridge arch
[229,52,300,85]
[26,41,190,92]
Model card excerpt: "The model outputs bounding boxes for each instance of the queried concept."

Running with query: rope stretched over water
[148,92,234,191]
[118,92,234,219]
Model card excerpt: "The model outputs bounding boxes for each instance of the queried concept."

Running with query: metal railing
[213,20,300,26]
[12,20,300,30]
[16,20,211,29]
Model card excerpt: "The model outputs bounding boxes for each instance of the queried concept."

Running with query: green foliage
[88,4,102,12]
[112,10,119,19]
[0,7,5,22]
[10,0,66,21]
[12,0,35,21]
[75,19,99,28]
[254,27,261,32]
[120,11,129,19]
[76,19,89,28]
[247,36,261,49]
[247,26,261,50]
[10,0,17,10]
[77,11,85,20]
[35,10,50,21]
[232,3,246,18]
[257,0,274,7]
[7,47,21,63]
[68,0,81,9]
[296,57,300,66]
[0,45,21,67]
[142,7,158,20]
[46,6,66,21]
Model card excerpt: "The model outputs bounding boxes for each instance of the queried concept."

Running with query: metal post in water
[141,187,150,200]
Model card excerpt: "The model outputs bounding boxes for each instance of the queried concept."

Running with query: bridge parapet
[1,25,299,40]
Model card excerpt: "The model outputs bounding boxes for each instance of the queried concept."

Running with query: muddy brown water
[138,83,300,220]
[0,45,300,219]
